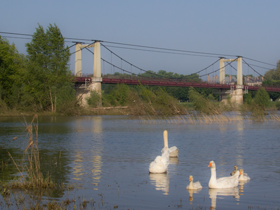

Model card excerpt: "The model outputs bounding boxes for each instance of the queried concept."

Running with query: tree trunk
[54,95,56,113]
[49,87,53,112]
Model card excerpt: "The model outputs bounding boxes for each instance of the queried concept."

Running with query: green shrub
[86,90,101,108]
[254,87,270,109]
[188,87,221,115]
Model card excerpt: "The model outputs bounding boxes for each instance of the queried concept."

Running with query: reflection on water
[73,151,84,180]
[187,188,202,204]
[209,187,240,209]
[149,173,169,195]
[91,116,103,190]
[169,157,179,165]
[1,115,280,209]
[239,180,249,195]
[72,116,103,190]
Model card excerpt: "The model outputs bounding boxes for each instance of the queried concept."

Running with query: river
[0,115,280,209]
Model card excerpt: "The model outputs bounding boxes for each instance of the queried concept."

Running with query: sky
[1,1,279,79]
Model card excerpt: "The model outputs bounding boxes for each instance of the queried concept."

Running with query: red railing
[74,75,280,92]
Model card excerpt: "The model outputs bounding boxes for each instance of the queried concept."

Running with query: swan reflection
[149,173,170,195]
[169,157,179,165]
[187,188,202,204]
[209,187,240,209]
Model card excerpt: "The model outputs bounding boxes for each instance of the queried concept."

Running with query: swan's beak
[189,177,192,181]
[208,162,212,167]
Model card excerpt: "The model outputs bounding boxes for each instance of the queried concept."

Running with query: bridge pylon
[75,41,102,107]
[218,56,244,105]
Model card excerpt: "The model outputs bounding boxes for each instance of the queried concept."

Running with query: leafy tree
[0,36,26,108]
[263,60,280,82]
[254,87,270,109]
[25,24,72,112]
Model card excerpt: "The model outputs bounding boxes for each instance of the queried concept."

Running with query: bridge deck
[74,77,280,92]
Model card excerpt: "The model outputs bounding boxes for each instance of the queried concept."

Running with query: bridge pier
[218,88,243,105]
[218,56,244,105]
[75,41,102,107]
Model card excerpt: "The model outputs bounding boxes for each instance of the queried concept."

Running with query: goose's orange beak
[189,177,192,181]
[208,162,212,167]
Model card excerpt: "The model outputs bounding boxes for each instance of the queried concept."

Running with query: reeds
[7,115,56,189]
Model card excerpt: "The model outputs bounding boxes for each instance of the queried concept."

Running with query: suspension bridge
[71,41,280,106]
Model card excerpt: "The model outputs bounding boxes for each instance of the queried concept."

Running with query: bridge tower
[218,56,244,105]
[75,41,102,106]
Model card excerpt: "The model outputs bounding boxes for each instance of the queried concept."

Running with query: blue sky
[1,1,279,78]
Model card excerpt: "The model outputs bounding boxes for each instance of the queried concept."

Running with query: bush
[188,87,221,115]
[86,90,101,108]
[254,87,270,109]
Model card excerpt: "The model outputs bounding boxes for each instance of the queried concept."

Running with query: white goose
[161,130,179,158]
[239,169,250,181]
[208,161,239,189]
[149,148,169,173]
[186,175,203,190]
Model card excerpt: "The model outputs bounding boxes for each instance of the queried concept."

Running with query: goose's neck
[189,180,193,188]
[210,167,217,181]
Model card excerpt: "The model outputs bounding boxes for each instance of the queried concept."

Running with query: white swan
[161,130,179,158]
[186,175,203,190]
[230,165,238,176]
[208,161,239,189]
[239,169,250,181]
[149,148,169,173]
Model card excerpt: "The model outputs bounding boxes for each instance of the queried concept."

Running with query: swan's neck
[163,130,168,148]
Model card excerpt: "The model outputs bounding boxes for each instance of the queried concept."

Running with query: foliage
[254,87,270,109]
[87,90,101,108]
[188,87,221,115]
[25,23,72,112]
[264,60,280,81]
[244,92,253,105]
[101,83,185,115]
[103,83,131,106]
[0,36,26,108]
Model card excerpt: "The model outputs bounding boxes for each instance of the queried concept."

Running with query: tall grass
[188,87,221,115]
[7,115,56,189]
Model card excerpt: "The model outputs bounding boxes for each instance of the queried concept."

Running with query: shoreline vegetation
[1,84,280,123]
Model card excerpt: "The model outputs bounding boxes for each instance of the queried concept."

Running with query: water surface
[0,115,280,209]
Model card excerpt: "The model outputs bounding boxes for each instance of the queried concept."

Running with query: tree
[0,36,26,108]
[25,24,72,112]
[254,87,270,109]
[264,60,280,81]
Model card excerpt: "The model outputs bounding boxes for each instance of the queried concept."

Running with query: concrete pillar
[219,58,225,84]
[237,57,243,87]
[75,43,82,76]
[207,75,209,83]
[94,42,101,78]
[75,41,102,107]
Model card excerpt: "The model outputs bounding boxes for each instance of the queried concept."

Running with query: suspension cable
[70,41,95,55]
[199,58,238,77]
[101,43,165,78]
